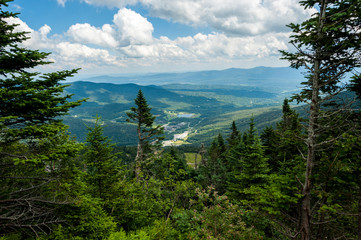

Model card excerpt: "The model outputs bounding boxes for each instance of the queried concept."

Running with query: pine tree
[227,121,241,148]
[281,1,361,238]
[227,119,269,201]
[126,90,164,181]
[0,1,84,236]
[83,116,121,200]
[198,134,228,193]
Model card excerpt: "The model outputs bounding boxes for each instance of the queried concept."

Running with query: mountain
[63,81,290,146]
[76,67,304,93]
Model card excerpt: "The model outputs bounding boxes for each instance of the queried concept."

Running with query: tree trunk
[135,126,143,181]
[301,49,320,240]
[300,2,326,238]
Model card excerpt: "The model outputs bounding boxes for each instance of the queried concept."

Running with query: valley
[63,68,303,146]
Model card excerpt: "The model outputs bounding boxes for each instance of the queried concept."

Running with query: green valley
[64,80,296,146]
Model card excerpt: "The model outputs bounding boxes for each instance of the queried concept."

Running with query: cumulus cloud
[5,17,123,72]
[55,42,123,66]
[120,32,289,61]
[5,17,55,50]
[79,0,315,36]
[67,8,153,48]
[113,8,154,45]
[39,24,51,39]
[67,23,118,48]
[6,0,310,73]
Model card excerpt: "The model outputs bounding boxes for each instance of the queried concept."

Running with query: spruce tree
[199,134,227,193]
[83,116,121,200]
[227,119,269,201]
[227,121,241,148]
[0,1,84,236]
[126,90,164,181]
[281,0,361,238]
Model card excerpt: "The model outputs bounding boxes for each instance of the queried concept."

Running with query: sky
[5,0,315,77]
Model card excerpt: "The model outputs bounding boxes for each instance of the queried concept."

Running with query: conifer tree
[227,121,241,148]
[83,116,121,200]
[227,119,269,201]
[126,90,164,181]
[199,134,228,192]
[0,1,84,236]
[281,1,361,238]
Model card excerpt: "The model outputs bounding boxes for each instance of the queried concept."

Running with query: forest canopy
[1,0,361,239]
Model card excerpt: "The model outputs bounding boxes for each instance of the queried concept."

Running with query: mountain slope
[64,81,294,145]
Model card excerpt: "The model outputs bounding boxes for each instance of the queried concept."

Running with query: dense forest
[1,0,361,239]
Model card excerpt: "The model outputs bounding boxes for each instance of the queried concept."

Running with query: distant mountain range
[76,67,305,93]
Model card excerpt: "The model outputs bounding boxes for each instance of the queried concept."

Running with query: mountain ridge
[74,67,304,92]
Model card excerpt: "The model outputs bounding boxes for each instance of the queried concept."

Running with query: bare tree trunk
[301,55,321,240]
[300,2,327,238]
[135,127,143,181]
[301,85,318,240]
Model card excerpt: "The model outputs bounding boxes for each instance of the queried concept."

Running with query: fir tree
[83,116,121,200]
[126,90,164,181]
[0,1,84,236]
[281,0,361,238]
[227,119,269,201]
[227,121,241,148]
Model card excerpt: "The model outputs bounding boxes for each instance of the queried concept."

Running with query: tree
[197,134,228,193]
[227,121,241,148]
[227,118,269,202]
[83,116,121,201]
[0,0,84,237]
[126,90,164,181]
[281,1,361,239]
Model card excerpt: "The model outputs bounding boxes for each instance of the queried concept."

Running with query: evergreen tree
[126,90,164,181]
[0,1,84,236]
[227,119,269,202]
[281,0,361,238]
[198,134,228,193]
[262,98,304,172]
[169,147,189,180]
[227,121,241,148]
[83,116,121,201]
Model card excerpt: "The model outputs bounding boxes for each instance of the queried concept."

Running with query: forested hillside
[1,0,361,240]
[63,81,291,145]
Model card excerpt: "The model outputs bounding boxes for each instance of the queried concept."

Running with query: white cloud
[5,17,55,50]
[118,31,290,66]
[39,24,51,39]
[55,42,123,66]
[6,1,307,74]
[67,8,154,48]
[67,23,118,48]
[113,8,154,45]
[5,17,124,72]
[79,0,315,36]
[6,14,293,74]
[57,0,67,7]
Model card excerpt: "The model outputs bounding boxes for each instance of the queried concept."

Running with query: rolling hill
[63,80,299,146]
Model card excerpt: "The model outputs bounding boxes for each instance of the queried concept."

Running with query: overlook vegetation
[1,0,361,240]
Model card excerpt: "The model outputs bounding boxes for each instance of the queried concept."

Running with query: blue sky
[6,0,314,77]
